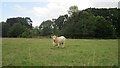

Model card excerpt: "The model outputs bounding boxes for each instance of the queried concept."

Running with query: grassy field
[2,38,118,66]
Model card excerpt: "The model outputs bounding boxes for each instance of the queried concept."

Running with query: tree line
[1,6,120,39]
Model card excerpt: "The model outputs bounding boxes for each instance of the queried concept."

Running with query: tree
[85,8,119,38]
[39,20,53,36]
[37,7,118,38]
[8,23,26,37]
[25,17,32,28]
[1,7,119,38]
[31,26,40,37]
[94,16,116,38]
[2,17,33,37]
[53,14,68,35]
[62,11,96,38]
[68,5,79,16]
[116,9,120,37]
[22,29,32,38]
[6,17,32,29]
[2,22,10,37]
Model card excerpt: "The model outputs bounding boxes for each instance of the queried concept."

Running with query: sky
[0,0,119,27]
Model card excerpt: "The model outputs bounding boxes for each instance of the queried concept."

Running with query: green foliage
[6,17,32,28]
[2,22,10,37]
[53,15,68,35]
[21,29,32,38]
[7,23,26,37]
[38,6,118,39]
[94,16,116,38]
[68,5,79,16]
[31,26,40,37]
[2,17,33,37]
[62,11,96,38]
[39,20,53,36]
[22,27,40,38]
[85,8,119,38]
[1,6,119,39]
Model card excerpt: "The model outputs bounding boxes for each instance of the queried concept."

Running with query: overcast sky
[0,0,119,27]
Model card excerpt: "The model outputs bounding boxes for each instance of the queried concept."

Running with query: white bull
[51,35,66,48]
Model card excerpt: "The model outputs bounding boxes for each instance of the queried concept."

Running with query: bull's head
[51,35,57,40]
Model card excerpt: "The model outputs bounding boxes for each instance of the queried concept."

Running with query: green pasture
[2,38,118,66]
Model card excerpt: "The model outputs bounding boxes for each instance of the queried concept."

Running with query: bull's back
[60,36,66,40]
[58,36,65,43]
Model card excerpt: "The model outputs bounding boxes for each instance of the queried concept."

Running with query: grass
[2,38,118,66]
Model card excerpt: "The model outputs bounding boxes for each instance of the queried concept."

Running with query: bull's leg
[53,42,57,48]
[57,43,60,48]
[61,42,64,48]
[53,43,55,47]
